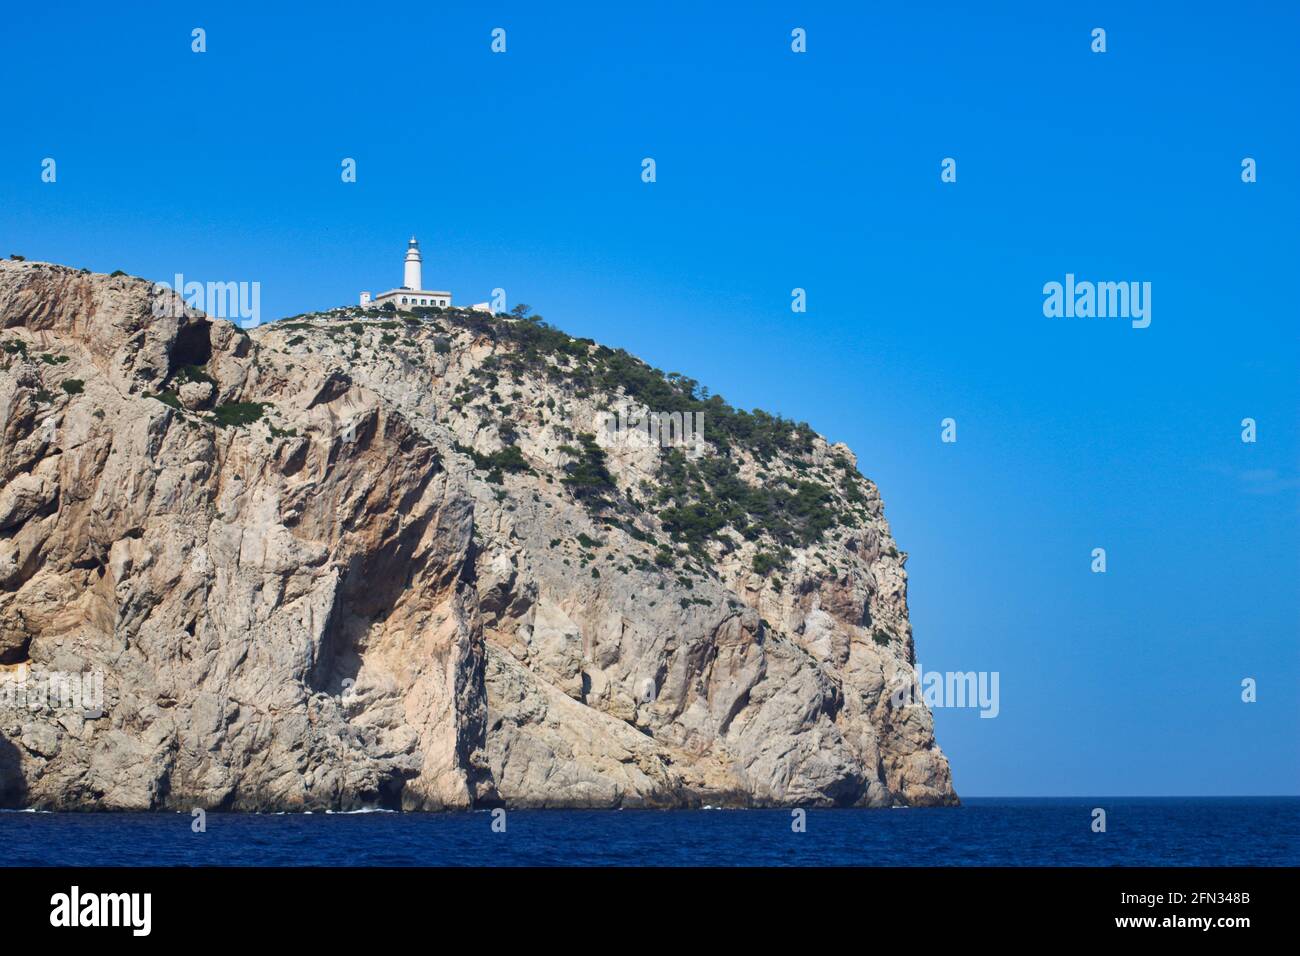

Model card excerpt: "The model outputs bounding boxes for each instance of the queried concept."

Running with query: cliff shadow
[306,423,454,699]
[0,733,27,808]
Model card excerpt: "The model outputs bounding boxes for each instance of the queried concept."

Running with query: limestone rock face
[0,260,956,810]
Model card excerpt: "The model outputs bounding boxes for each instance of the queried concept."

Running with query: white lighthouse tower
[362,236,454,311]
[403,236,422,290]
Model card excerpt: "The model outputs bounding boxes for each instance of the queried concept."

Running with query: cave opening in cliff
[169,319,212,375]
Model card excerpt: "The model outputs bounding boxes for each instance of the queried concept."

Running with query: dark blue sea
[3,798,1296,867]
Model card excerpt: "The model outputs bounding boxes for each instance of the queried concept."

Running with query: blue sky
[2,1,1296,797]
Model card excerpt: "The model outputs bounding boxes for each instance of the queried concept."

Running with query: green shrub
[173,364,214,387]
[654,449,837,557]
[211,402,267,428]
[416,305,861,558]
[560,434,616,507]
[454,441,532,476]
[60,379,85,395]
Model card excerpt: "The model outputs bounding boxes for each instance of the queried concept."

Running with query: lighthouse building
[360,237,453,310]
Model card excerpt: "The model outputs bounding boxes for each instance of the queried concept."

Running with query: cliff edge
[0,260,957,810]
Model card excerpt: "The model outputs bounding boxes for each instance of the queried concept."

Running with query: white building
[360,237,453,310]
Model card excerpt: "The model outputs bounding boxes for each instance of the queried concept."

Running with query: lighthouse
[403,236,422,290]
[361,236,455,311]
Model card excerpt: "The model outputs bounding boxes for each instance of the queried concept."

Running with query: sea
[2,797,1296,867]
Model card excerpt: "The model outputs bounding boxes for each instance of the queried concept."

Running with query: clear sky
[2,1,1296,797]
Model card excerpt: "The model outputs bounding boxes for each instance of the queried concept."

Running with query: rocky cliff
[0,259,957,810]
